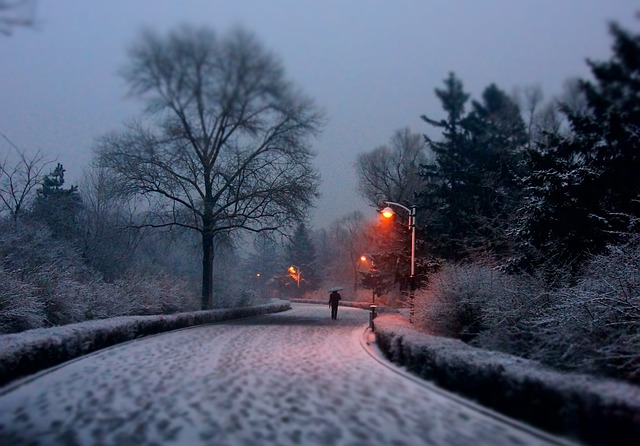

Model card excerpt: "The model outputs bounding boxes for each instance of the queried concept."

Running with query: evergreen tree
[464,84,528,257]
[419,75,527,261]
[419,72,473,260]
[359,260,395,304]
[359,219,411,304]
[249,234,283,281]
[244,234,285,298]
[31,163,82,241]
[572,23,640,232]
[285,224,319,294]
[517,23,640,269]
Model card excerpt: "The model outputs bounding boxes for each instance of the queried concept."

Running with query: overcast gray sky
[1,1,638,228]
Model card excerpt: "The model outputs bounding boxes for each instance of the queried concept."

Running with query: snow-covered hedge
[413,257,640,385]
[375,313,640,446]
[0,300,290,387]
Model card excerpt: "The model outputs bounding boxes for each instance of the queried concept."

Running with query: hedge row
[374,314,640,446]
[0,300,290,388]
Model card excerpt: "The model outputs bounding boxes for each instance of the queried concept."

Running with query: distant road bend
[0,303,576,445]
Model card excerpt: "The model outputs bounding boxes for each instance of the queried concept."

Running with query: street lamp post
[358,255,375,302]
[288,265,301,287]
[381,201,417,322]
[356,255,368,291]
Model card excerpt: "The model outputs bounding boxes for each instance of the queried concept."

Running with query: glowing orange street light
[381,207,395,219]
[288,265,301,287]
[357,254,373,297]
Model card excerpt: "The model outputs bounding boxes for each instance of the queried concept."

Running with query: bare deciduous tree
[96,26,323,309]
[533,102,563,141]
[513,85,544,145]
[560,77,590,116]
[77,165,151,280]
[334,211,368,293]
[529,77,589,142]
[0,0,36,36]
[0,133,52,222]
[355,127,427,207]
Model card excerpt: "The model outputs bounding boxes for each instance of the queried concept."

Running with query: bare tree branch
[355,127,428,207]
[0,0,37,36]
[0,132,53,222]
[96,26,323,309]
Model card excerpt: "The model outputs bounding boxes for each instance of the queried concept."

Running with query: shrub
[0,223,201,333]
[534,239,640,383]
[110,272,199,316]
[414,263,501,341]
[414,261,556,354]
[414,241,640,384]
[0,267,45,333]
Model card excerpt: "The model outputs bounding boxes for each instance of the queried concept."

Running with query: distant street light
[380,201,417,321]
[359,254,378,303]
[355,254,371,294]
[288,265,301,287]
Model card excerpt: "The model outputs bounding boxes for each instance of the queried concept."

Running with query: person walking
[329,290,342,320]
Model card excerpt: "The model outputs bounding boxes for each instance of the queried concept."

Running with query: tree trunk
[353,263,359,293]
[201,230,214,310]
[352,254,359,294]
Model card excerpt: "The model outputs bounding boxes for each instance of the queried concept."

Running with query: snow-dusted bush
[414,263,481,340]
[534,240,640,383]
[0,222,94,327]
[414,245,640,385]
[0,267,45,333]
[0,223,202,333]
[463,268,554,359]
[29,262,95,326]
[413,262,544,343]
[109,272,199,315]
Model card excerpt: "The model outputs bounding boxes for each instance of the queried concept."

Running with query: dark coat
[329,291,341,307]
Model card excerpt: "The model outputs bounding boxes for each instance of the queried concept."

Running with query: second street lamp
[381,201,416,282]
[381,201,417,321]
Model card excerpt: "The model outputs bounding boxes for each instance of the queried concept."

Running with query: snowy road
[0,303,572,446]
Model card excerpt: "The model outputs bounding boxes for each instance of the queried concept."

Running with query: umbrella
[328,286,344,292]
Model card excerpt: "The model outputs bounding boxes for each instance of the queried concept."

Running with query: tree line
[1,25,323,332]
[351,21,640,384]
[353,21,640,288]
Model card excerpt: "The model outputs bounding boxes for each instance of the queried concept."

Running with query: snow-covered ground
[0,303,571,445]
[0,300,290,387]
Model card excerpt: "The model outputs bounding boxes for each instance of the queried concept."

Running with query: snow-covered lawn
[0,303,569,445]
